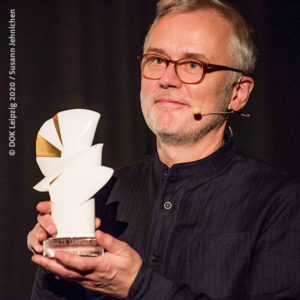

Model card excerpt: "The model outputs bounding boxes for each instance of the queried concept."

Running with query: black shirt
[32,137,300,299]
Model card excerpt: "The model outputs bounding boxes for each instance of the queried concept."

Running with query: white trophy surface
[34,109,113,257]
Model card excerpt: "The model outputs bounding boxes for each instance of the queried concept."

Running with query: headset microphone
[192,108,250,121]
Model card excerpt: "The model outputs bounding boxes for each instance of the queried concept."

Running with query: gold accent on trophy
[36,134,61,157]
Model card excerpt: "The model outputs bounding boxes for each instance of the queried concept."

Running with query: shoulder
[226,147,300,232]
[231,147,300,197]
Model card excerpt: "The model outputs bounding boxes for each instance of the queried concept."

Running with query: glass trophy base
[43,237,104,258]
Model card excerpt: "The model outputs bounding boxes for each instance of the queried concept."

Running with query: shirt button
[164,201,172,210]
[151,254,159,262]
[162,168,168,176]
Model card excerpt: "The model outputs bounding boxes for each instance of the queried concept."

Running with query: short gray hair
[145,0,257,75]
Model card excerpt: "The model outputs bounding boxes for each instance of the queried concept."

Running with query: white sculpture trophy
[34,109,114,257]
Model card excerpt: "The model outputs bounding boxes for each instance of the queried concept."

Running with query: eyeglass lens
[142,55,204,83]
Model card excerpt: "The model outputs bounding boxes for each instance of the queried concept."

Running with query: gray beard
[157,114,227,146]
[141,75,234,147]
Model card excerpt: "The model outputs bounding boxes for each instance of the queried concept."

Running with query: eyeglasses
[137,53,245,84]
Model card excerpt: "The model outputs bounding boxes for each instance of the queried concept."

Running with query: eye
[145,55,165,65]
[187,61,201,69]
[154,57,165,64]
[179,60,203,74]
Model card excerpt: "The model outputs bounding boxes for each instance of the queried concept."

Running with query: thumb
[95,230,126,254]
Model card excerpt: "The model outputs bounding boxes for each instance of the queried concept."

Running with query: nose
[159,63,182,89]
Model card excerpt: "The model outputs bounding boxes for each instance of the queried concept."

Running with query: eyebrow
[184,53,209,62]
[144,47,209,62]
[145,47,168,56]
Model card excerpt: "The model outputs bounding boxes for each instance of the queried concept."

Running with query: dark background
[0,1,299,299]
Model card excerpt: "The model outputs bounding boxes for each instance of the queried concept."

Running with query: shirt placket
[145,167,181,269]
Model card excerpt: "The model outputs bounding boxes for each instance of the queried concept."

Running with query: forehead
[145,10,233,64]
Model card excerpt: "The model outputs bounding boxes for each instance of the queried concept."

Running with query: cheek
[185,84,207,105]
[185,78,225,105]
[140,78,157,98]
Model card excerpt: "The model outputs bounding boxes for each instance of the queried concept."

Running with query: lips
[155,98,187,107]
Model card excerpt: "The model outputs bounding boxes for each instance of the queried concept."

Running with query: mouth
[154,98,187,108]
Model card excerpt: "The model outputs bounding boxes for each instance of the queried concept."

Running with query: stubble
[140,83,232,146]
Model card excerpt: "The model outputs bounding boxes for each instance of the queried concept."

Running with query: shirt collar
[154,135,241,183]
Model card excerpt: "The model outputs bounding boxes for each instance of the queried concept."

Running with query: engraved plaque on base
[43,237,104,258]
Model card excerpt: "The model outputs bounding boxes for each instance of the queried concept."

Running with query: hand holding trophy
[34,109,113,257]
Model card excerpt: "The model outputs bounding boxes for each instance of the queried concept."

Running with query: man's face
[140,10,235,145]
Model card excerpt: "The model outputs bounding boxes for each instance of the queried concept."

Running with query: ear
[229,76,254,111]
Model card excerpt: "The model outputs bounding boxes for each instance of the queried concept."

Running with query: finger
[31,241,43,254]
[95,218,101,229]
[27,224,44,254]
[36,223,49,242]
[36,201,51,214]
[54,251,99,273]
[95,230,126,255]
[37,213,57,235]
[31,254,82,280]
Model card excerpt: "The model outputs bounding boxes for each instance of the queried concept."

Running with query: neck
[157,123,226,167]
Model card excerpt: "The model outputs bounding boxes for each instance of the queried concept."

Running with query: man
[27,0,300,299]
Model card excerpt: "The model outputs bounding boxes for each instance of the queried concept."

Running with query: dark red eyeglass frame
[137,53,245,84]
